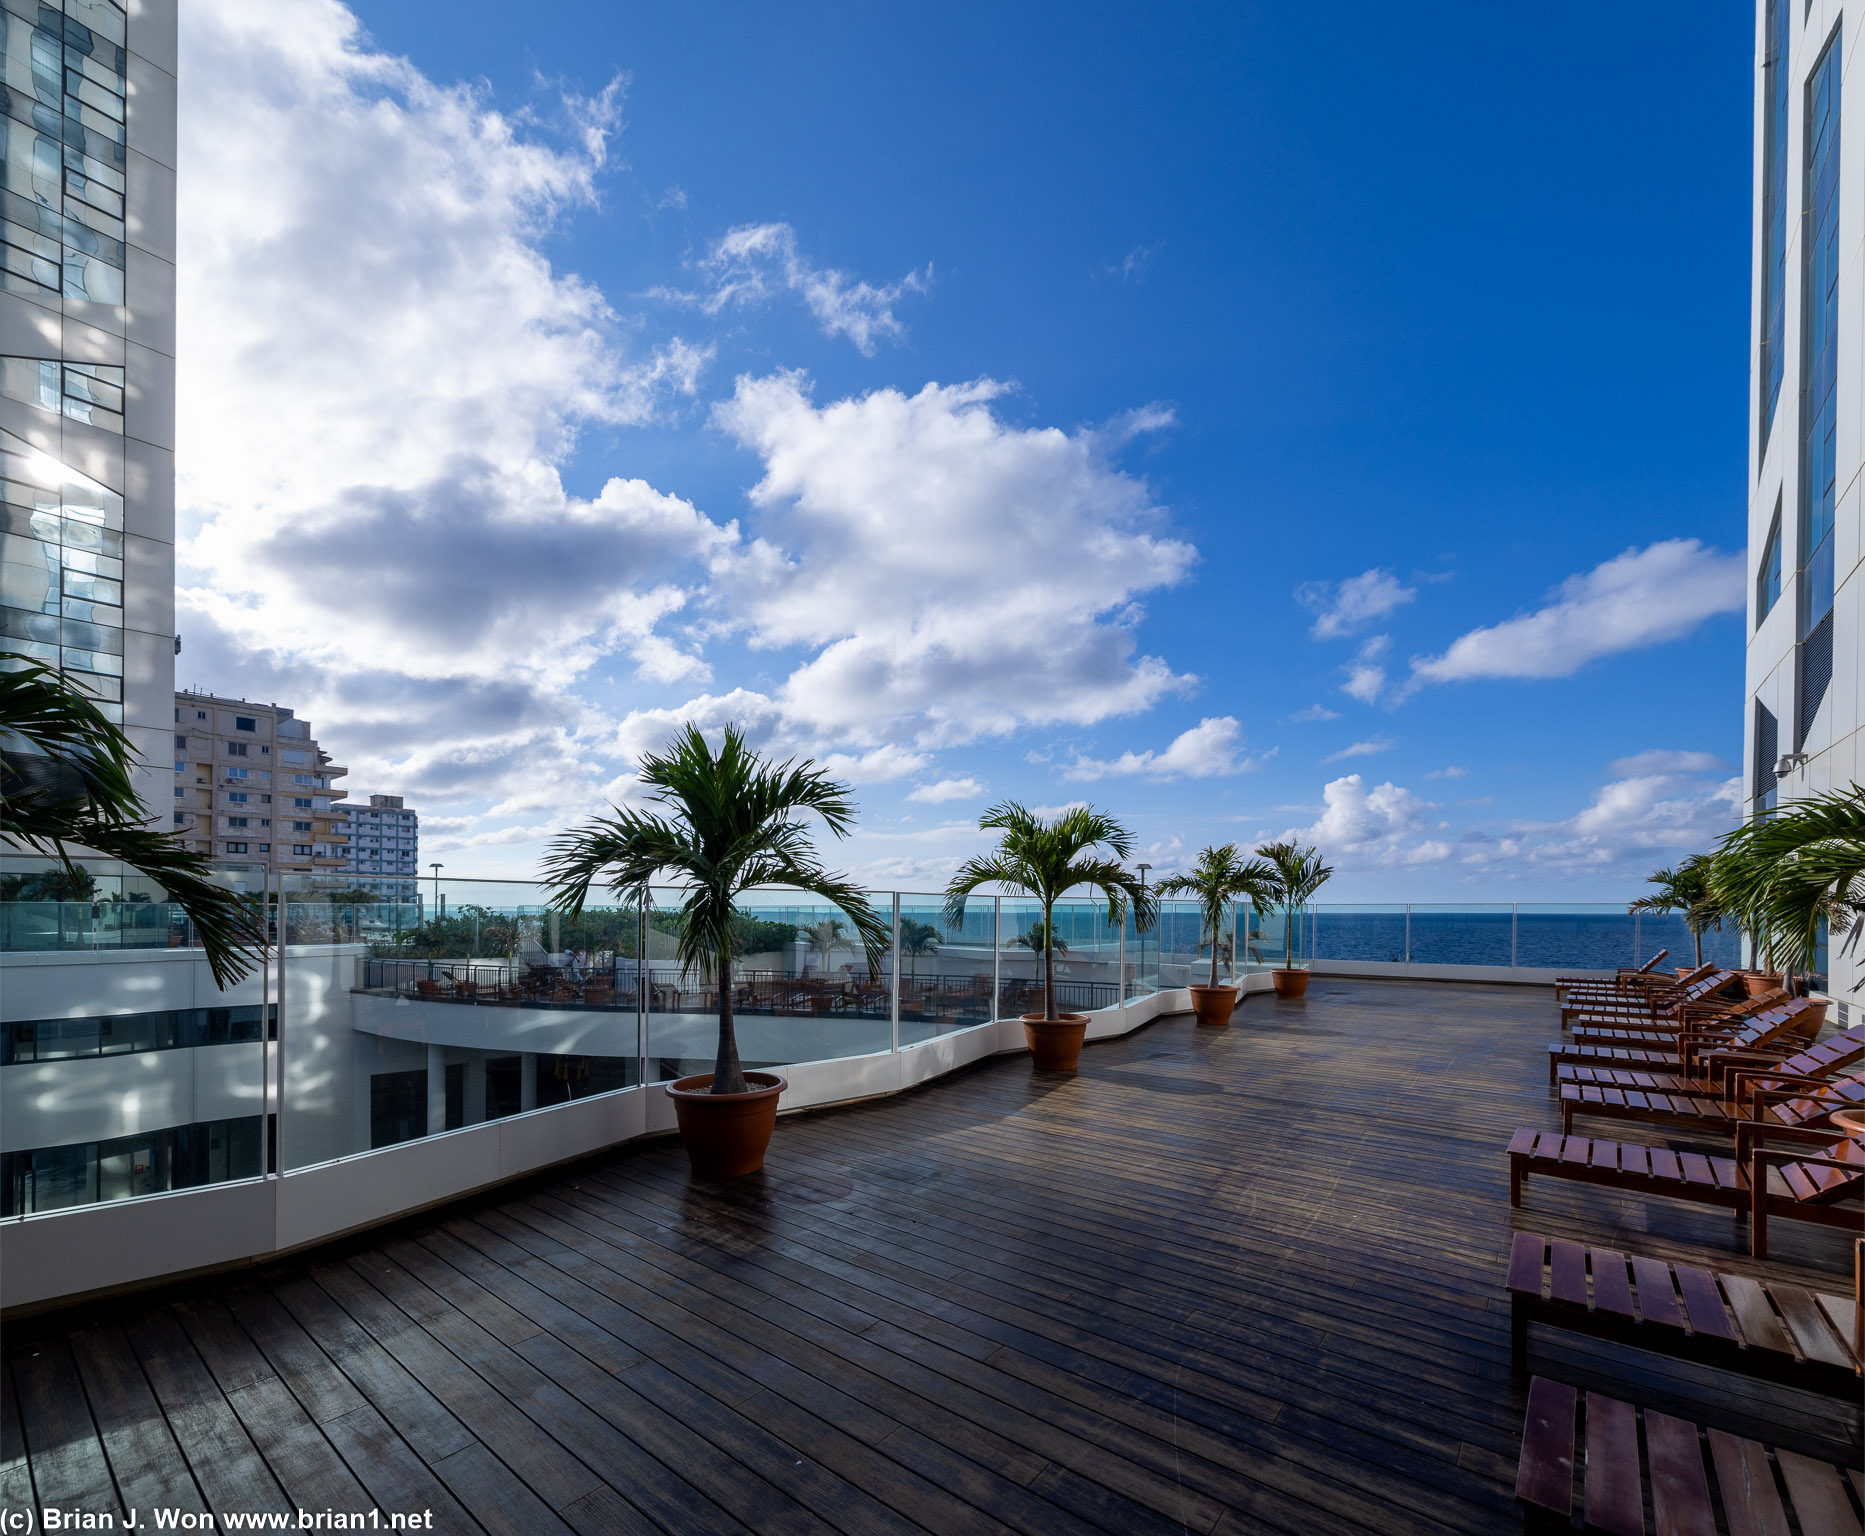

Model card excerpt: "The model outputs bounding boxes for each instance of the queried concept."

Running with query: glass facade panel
[1797,28,1841,644]
[1759,0,1789,447]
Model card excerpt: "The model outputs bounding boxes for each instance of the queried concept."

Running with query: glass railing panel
[1124,897,1158,998]
[1407,905,1513,967]
[1245,905,1306,971]
[993,897,1121,1017]
[1310,904,1407,964]
[1154,897,1225,989]
[897,893,994,1045]
[644,889,892,1083]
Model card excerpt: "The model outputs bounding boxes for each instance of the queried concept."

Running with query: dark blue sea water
[1295,908,1744,970]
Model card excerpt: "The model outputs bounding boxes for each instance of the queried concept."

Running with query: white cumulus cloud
[1299,568,1416,639]
[1340,635,1390,704]
[1062,716,1254,781]
[1408,541,1743,689]
[907,777,985,804]
[1281,775,1444,864]
[712,372,1197,745]
[655,221,930,355]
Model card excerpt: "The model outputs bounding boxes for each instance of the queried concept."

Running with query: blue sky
[174,0,1755,896]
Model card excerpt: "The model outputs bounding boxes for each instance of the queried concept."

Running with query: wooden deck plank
[10,978,1860,1536]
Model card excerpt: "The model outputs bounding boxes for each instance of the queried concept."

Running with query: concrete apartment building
[335,792,419,902]
[0,0,177,820]
[1746,0,1863,1009]
[172,689,350,885]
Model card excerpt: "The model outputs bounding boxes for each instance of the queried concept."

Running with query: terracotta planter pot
[1743,972,1783,998]
[1271,969,1309,999]
[1021,1012,1089,1071]
[1188,984,1238,1027]
[665,1071,787,1177]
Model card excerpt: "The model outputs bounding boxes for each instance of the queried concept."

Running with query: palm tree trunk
[712,949,747,1094]
[1692,927,1703,968]
[1209,909,1220,988]
[1044,902,1057,1020]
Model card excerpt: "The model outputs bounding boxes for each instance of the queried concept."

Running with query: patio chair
[1513,1375,1863,1535]
[1557,1030,1865,1135]
[1505,1230,1861,1399]
[1506,1124,1865,1257]
[1565,986,1802,1046]
[1560,969,1741,1026]
[413,978,448,1000]
[1555,956,1707,1006]
[1546,994,1815,1085]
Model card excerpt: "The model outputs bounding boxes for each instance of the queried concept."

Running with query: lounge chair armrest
[1747,1121,1848,1148]
[1751,1148,1865,1173]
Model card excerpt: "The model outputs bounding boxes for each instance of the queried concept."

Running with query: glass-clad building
[1745,0,1861,1009]
[0,0,176,814]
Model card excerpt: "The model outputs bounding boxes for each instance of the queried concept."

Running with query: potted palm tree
[945,802,1156,1071]
[1255,840,1333,998]
[0,660,264,985]
[1627,855,1727,971]
[542,724,887,1176]
[1156,844,1276,1026]
[1709,784,1864,992]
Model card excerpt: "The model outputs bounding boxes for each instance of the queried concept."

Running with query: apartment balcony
[2,974,1857,1533]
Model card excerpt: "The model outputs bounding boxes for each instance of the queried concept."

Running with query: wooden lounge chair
[1506,1230,1860,1399]
[1513,1375,1864,1535]
[1557,959,1714,1009]
[1552,950,1676,1002]
[1557,1034,1865,1135]
[1560,969,1740,1026]
[1547,996,1818,1085]
[1565,987,1800,1047]
[1506,1126,1865,1257]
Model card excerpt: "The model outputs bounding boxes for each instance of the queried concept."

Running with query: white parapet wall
[0,970,1273,1312]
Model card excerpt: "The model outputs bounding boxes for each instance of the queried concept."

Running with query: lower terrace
[3,978,1858,1535]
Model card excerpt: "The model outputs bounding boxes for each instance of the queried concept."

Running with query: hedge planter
[666,1071,788,1177]
[1271,969,1310,999]
[1022,1013,1089,1071]
[1188,984,1238,1027]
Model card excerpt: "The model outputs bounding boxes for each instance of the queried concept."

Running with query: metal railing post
[1118,902,1127,1002]
[1404,904,1411,965]
[636,886,648,1085]
[275,884,287,1175]
[992,895,1002,1021]
[890,892,901,1052]
[1633,910,1641,968]
[1511,904,1518,969]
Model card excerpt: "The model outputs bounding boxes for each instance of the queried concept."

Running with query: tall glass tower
[1745,0,1860,1006]
[0,0,176,818]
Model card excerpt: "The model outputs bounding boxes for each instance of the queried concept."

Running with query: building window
[196,710,206,720]
[227,792,247,803]
[174,733,186,747]
[1797,28,1841,741]
[226,742,248,757]
[1759,0,1790,449]
[258,844,270,853]
[292,820,312,832]
[1755,501,1782,624]
[293,797,313,808]
[235,716,255,732]
[293,845,312,856]
[226,842,247,854]
[226,767,248,780]
[173,813,184,825]
[227,818,248,829]
[173,786,184,799]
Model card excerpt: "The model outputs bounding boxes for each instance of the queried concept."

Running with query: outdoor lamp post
[430,862,444,917]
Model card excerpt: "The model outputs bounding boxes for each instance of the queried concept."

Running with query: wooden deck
[4,979,1858,1535]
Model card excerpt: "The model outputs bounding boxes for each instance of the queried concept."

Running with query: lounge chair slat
[1645,1408,1716,1536]
[1812,1292,1858,1360]
[1649,1147,1682,1181]
[1706,1429,1791,1536]
[1561,1134,1591,1164]
[1589,1248,1636,1318]
[1631,1255,1684,1330]
[1720,1275,1793,1354]
[1535,1131,1564,1161]
[1620,1143,1650,1179]
[1505,1231,1544,1295]
[1549,1239,1587,1306]
[1507,1128,1539,1157]
[1678,1151,1716,1185]
[1708,1155,1743,1190]
[1514,1376,1576,1519]
[1770,1286,1854,1370]
[1773,1450,1863,1536]
[1582,1392,1643,1536]
[1672,1265,1735,1340]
